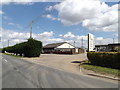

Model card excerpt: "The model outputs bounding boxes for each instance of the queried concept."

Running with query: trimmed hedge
[2,38,42,57]
[87,52,120,69]
[2,48,5,53]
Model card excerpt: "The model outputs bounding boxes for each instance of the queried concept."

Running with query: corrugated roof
[43,42,67,49]
[108,43,120,46]
[95,45,108,47]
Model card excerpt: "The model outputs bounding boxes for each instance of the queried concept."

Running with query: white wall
[57,43,75,49]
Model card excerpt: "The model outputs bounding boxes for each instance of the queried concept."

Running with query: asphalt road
[2,54,118,88]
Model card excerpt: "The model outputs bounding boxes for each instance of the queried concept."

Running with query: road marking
[4,59,8,62]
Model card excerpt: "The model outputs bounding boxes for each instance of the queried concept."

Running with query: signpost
[88,33,94,52]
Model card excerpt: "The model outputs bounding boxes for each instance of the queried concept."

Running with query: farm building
[42,42,84,54]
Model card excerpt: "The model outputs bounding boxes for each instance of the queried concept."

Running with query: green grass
[4,53,22,58]
[81,63,120,77]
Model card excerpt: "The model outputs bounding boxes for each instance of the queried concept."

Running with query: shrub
[24,38,42,57]
[2,38,42,57]
[2,48,5,53]
[87,52,120,69]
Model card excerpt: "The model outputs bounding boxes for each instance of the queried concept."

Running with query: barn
[42,42,84,54]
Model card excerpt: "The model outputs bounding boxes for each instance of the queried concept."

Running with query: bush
[2,48,5,53]
[23,38,42,57]
[87,52,120,69]
[2,38,42,57]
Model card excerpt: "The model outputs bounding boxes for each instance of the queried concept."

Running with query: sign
[88,33,94,52]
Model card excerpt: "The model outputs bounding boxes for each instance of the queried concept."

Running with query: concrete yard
[22,53,88,74]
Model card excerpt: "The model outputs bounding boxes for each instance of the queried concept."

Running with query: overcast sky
[0,0,119,48]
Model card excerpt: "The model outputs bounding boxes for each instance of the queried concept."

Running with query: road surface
[22,53,88,74]
[2,54,118,88]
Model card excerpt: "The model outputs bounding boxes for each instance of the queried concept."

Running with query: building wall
[108,45,119,52]
[57,43,75,49]
[72,48,85,54]
[95,44,120,52]
[95,46,108,52]
[43,43,85,54]
[43,48,85,54]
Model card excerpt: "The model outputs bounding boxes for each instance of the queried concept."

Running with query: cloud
[59,34,63,37]
[76,35,88,41]
[34,31,53,41]
[60,32,118,48]
[63,32,86,40]
[95,37,104,41]
[0,10,4,14]
[0,0,59,5]
[60,32,88,48]
[8,22,22,29]
[16,24,22,29]
[3,16,12,20]
[1,28,118,48]
[46,6,53,11]
[1,0,34,5]
[63,32,75,38]
[95,37,118,45]
[8,22,15,26]
[48,0,118,32]
[82,8,118,32]
[62,32,87,40]
[1,28,56,47]
[113,33,118,37]
[47,38,64,42]
[43,14,60,21]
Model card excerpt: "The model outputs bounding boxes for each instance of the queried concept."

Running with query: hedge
[2,38,42,57]
[87,52,120,69]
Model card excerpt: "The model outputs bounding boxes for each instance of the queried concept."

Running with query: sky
[0,0,119,48]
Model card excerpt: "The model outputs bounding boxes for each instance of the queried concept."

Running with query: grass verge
[81,63,120,77]
[4,53,22,58]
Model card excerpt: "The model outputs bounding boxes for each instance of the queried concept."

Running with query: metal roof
[108,43,120,46]
[43,42,67,49]
[95,43,120,47]
[95,45,108,47]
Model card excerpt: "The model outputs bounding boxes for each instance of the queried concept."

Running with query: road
[2,54,118,88]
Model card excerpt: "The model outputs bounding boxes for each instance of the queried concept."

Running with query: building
[43,42,85,54]
[108,43,120,52]
[95,45,108,52]
[95,43,120,52]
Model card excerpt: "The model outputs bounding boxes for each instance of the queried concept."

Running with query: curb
[80,67,120,81]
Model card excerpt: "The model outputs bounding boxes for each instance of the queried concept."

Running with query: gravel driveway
[22,53,87,74]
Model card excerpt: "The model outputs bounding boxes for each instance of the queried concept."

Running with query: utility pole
[0,37,1,42]
[74,41,76,47]
[30,21,34,38]
[113,38,114,44]
[81,37,83,48]
[8,40,9,47]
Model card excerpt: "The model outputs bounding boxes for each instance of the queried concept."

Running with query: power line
[34,22,50,31]
[28,11,50,38]
[23,4,55,38]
